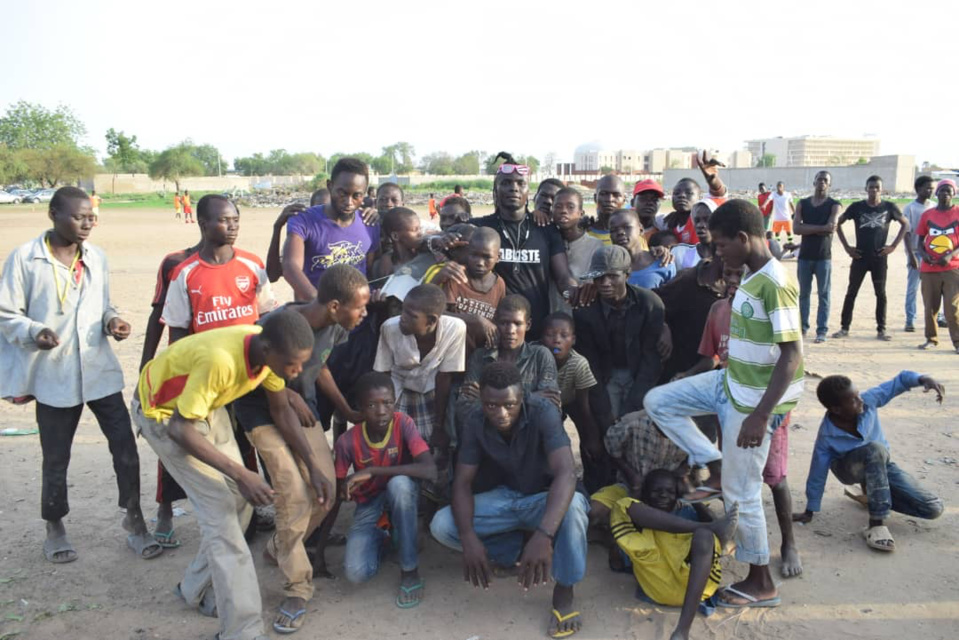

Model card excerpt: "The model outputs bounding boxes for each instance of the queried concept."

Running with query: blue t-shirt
[628,261,676,289]
[286,205,380,284]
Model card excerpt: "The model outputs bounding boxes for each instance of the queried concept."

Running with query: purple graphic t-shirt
[286,205,380,284]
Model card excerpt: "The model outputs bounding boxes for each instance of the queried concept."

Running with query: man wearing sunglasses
[473,154,579,339]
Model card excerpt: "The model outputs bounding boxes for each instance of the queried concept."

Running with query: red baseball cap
[633,179,665,197]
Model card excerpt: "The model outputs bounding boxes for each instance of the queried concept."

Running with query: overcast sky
[3,0,956,169]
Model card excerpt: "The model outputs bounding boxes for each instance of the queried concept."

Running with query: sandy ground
[1,204,957,640]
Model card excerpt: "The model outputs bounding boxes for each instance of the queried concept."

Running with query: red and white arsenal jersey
[161,248,277,333]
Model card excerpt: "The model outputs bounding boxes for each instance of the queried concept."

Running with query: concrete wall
[663,155,916,195]
[87,174,312,194]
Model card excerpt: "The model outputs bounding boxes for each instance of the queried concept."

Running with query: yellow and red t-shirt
[161,248,276,333]
[138,324,285,421]
[916,205,959,273]
[173,195,182,212]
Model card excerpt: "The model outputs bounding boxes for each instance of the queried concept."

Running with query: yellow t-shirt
[90,195,101,209]
[138,325,285,421]
[182,193,191,207]
[610,496,722,606]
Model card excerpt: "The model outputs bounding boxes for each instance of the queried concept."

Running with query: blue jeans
[429,486,590,586]
[831,442,943,521]
[343,476,419,583]
[643,370,775,566]
[905,265,921,327]
[797,258,832,337]
[607,367,634,420]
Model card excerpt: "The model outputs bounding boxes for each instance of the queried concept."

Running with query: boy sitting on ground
[610,469,738,640]
[793,371,945,552]
[334,372,437,608]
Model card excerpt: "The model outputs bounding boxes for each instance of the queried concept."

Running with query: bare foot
[781,544,803,578]
[709,502,739,549]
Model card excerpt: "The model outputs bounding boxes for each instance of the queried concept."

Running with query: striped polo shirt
[725,258,803,414]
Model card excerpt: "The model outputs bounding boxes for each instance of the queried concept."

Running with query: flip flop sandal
[717,585,781,609]
[43,534,78,564]
[548,609,583,638]
[153,529,181,549]
[127,533,164,560]
[862,525,895,552]
[681,486,723,505]
[273,608,307,634]
[395,580,424,609]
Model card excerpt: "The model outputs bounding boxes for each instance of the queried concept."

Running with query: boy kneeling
[794,371,945,551]
[334,372,436,607]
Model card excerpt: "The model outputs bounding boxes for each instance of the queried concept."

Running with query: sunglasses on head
[497,164,530,176]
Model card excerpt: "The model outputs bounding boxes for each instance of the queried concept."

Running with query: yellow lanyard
[45,237,82,312]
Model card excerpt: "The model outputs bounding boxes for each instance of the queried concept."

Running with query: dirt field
[1,204,957,640]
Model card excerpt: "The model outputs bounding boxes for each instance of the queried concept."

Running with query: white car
[0,190,23,204]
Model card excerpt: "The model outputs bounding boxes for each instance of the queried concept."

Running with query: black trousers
[36,392,140,521]
[840,255,887,332]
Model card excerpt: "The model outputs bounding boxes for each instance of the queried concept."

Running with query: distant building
[746,135,881,167]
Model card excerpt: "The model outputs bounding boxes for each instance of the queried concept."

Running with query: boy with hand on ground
[611,470,739,640]
[794,371,945,552]
[334,372,437,608]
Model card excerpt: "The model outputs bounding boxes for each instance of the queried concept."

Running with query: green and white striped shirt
[725,259,803,413]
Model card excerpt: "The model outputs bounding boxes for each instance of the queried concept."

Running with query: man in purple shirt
[282,157,381,300]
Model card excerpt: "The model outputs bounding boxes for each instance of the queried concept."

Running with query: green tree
[23,145,97,187]
[524,155,540,174]
[0,145,31,184]
[104,128,149,192]
[756,153,776,168]
[380,142,416,174]
[421,152,455,175]
[600,165,614,174]
[856,157,869,165]
[190,143,226,176]
[452,151,481,175]
[0,101,86,150]
[234,152,270,176]
[149,144,204,191]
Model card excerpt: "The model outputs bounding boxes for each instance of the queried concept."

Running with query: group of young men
[0,154,953,640]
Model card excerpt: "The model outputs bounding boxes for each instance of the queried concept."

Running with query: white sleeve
[161,272,192,328]
[438,318,467,373]
[255,265,277,314]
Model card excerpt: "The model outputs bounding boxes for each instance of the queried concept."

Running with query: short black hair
[536,178,565,195]
[610,207,640,224]
[330,157,370,184]
[454,184,464,194]
[405,283,447,317]
[708,199,765,240]
[640,469,682,505]
[776,181,785,187]
[310,188,330,206]
[260,309,314,356]
[866,175,882,186]
[648,230,676,248]
[815,170,831,180]
[316,263,368,305]
[758,182,766,189]
[555,186,583,209]
[915,175,935,190]
[442,195,471,215]
[382,207,418,237]
[197,194,235,222]
[544,311,574,333]
[675,177,701,192]
[470,226,499,248]
[495,294,531,321]
[377,182,404,199]
[479,360,524,391]
[49,186,89,214]
[353,371,395,404]
[817,374,853,409]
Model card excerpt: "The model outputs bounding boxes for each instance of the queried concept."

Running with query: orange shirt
[182,193,192,208]
[173,195,182,211]
[90,195,101,208]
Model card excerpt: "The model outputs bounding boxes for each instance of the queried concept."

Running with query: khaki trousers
[249,423,335,600]
[920,269,959,346]
[133,400,263,640]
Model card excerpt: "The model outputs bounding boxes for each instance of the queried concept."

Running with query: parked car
[24,189,56,203]
[0,190,23,204]
[7,189,33,198]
